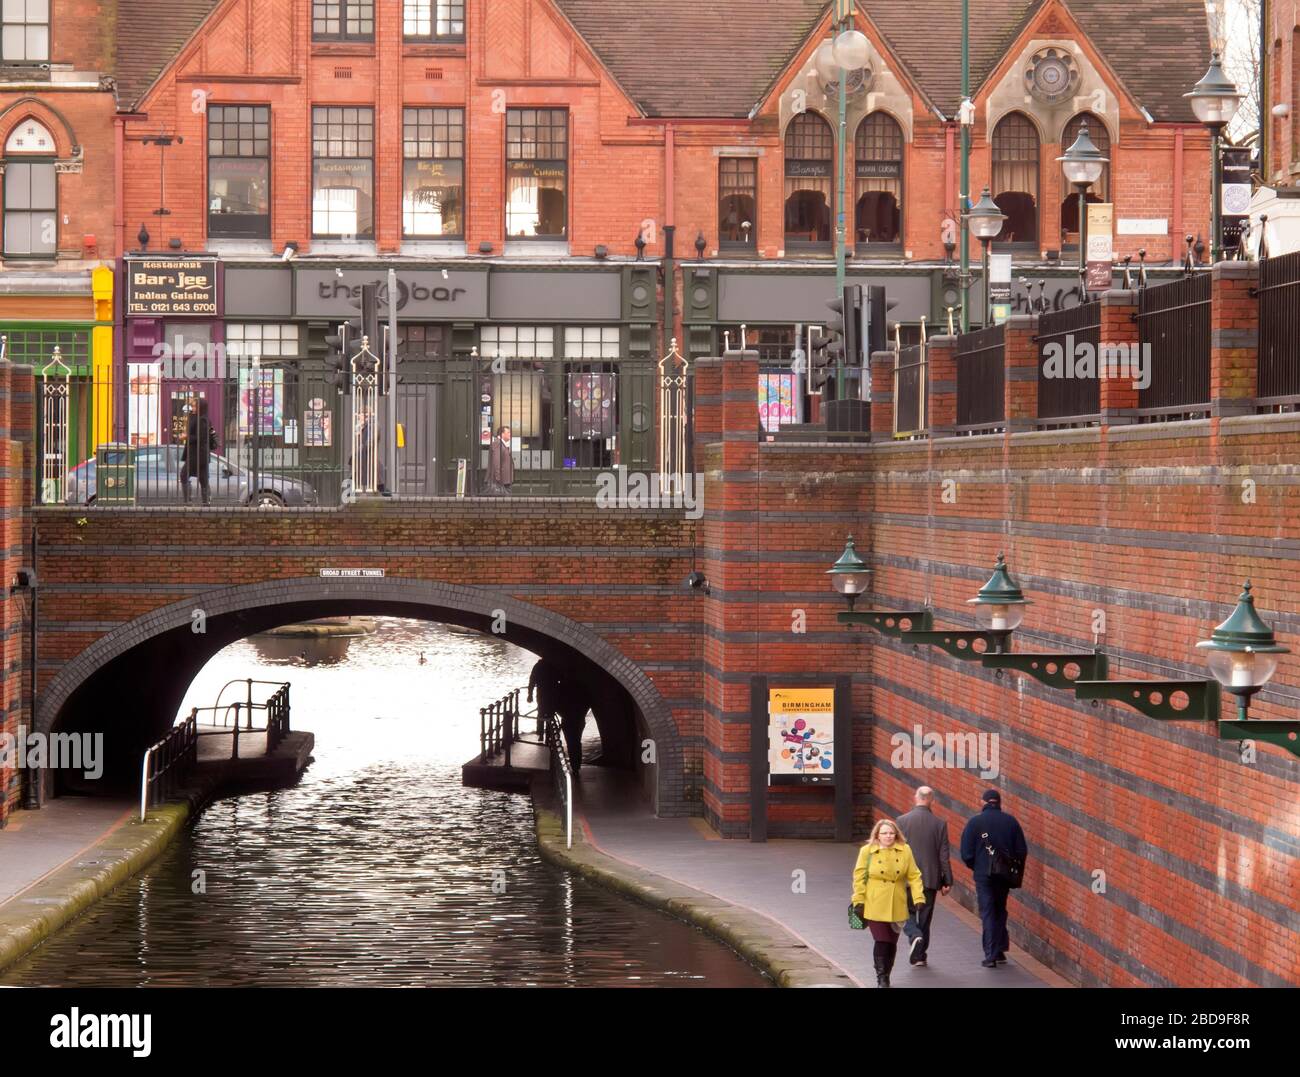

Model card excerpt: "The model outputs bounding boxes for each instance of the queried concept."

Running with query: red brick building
[1268,0,1300,182]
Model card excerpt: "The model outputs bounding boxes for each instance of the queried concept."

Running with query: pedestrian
[959,788,1029,968]
[556,676,589,775]
[895,785,952,967]
[851,818,926,988]
[527,658,562,733]
[487,424,513,495]
[179,397,216,505]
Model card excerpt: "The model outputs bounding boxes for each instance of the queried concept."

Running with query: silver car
[65,446,317,507]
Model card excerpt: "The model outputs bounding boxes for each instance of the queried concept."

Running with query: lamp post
[1185,52,1242,263]
[1057,121,1108,302]
[1197,581,1289,722]
[967,188,1006,327]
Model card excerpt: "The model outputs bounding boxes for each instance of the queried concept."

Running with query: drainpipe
[1174,128,1185,259]
[114,115,126,265]
[22,526,39,809]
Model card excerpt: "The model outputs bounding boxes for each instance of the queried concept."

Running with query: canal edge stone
[0,802,193,975]
[531,798,855,989]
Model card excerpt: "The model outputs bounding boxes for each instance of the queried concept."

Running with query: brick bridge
[3,323,1299,987]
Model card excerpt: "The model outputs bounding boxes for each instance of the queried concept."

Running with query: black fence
[956,324,1006,432]
[1258,249,1300,404]
[894,344,926,437]
[35,357,668,507]
[1036,300,1101,423]
[1136,272,1211,416]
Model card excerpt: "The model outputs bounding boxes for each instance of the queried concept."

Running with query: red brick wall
[0,363,33,820]
[1269,0,1300,183]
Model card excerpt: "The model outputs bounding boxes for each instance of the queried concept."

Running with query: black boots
[873,941,896,988]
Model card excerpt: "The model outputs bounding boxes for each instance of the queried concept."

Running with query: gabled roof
[554,0,828,119]
[116,0,221,111]
[113,0,1209,123]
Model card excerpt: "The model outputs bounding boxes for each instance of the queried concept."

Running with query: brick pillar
[870,349,894,440]
[1210,261,1260,417]
[693,355,723,446]
[1004,314,1038,430]
[927,334,957,435]
[1099,289,1140,424]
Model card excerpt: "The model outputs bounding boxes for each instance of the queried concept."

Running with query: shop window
[2,0,48,63]
[1,326,88,367]
[312,0,373,40]
[397,324,447,360]
[992,112,1039,245]
[403,107,464,237]
[226,324,300,360]
[312,106,374,238]
[404,0,464,39]
[505,109,568,239]
[719,157,758,250]
[784,112,833,246]
[855,113,903,248]
[564,326,621,360]
[481,326,554,470]
[208,105,271,240]
[1059,113,1109,243]
[3,159,55,257]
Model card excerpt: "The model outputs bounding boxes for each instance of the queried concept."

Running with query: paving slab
[0,798,135,905]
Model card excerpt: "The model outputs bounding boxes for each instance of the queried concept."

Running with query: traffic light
[324,318,362,390]
[806,325,832,393]
[862,285,895,359]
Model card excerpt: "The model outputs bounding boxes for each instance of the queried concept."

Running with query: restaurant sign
[126,258,218,317]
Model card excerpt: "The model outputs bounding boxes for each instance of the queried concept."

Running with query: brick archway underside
[36,576,684,816]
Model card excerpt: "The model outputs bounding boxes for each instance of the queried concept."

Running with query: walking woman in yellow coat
[851,818,926,987]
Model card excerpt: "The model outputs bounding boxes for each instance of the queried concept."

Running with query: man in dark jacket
[179,398,216,505]
[896,786,952,967]
[960,788,1029,968]
[487,424,513,495]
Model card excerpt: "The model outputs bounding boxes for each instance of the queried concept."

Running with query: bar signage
[126,258,218,317]
[294,268,487,319]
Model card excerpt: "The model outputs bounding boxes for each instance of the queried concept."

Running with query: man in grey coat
[896,786,952,967]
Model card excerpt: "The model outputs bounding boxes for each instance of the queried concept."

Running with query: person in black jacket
[179,398,217,505]
[960,788,1028,968]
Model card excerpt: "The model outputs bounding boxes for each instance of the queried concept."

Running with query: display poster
[1086,202,1114,291]
[238,367,284,436]
[567,372,616,438]
[768,687,835,786]
[758,372,797,433]
[127,363,161,447]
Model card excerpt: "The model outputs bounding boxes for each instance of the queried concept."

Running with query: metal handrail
[139,710,199,822]
[191,681,290,760]
[479,687,522,765]
[543,715,574,850]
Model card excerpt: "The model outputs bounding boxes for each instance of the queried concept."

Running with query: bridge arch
[36,575,683,815]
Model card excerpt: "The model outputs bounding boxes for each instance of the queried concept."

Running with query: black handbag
[982,832,1025,889]
[847,850,873,929]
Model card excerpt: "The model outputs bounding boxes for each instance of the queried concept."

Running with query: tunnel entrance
[36,578,680,815]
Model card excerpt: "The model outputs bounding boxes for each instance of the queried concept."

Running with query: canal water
[1,618,767,987]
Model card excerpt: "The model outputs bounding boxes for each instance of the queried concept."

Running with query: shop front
[222,259,659,499]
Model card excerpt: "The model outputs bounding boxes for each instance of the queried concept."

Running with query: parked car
[65,445,317,507]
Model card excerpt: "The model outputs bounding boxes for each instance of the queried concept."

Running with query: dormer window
[2,0,49,63]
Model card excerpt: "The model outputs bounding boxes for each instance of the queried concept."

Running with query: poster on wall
[127,363,161,447]
[758,372,798,433]
[304,400,332,448]
[567,372,616,438]
[238,367,284,436]
[768,687,835,786]
[1086,202,1114,292]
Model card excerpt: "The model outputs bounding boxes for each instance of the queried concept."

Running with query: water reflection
[1,618,767,988]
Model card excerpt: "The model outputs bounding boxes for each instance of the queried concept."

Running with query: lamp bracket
[837,609,933,636]
[901,629,1013,661]
[981,650,1108,690]
[1217,720,1300,760]
[1074,678,1220,723]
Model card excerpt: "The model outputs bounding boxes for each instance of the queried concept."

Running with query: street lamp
[967,187,1006,326]
[967,553,1029,631]
[1057,121,1108,302]
[826,536,871,611]
[1197,581,1289,721]
[1185,52,1242,262]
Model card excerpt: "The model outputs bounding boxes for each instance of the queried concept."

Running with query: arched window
[991,112,1039,244]
[854,112,903,248]
[4,118,57,257]
[784,112,833,246]
[1059,113,1110,241]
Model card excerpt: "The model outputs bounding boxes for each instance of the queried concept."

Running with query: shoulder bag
[981,831,1025,889]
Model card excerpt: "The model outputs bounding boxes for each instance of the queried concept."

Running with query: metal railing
[139,710,198,823]
[894,342,927,438]
[479,688,521,767]
[543,714,574,850]
[956,324,1006,433]
[1135,271,1211,417]
[1036,300,1101,424]
[194,679,291,760]
[1257,248,1300,407]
